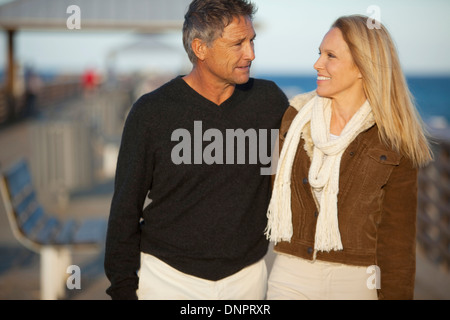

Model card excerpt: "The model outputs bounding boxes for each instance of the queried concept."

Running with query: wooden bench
[0,158,107,300]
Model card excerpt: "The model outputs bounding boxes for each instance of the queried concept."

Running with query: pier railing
[0,76,82,126]
[417,128,450,271]
[27,87,131,207]
[0,87,8,124]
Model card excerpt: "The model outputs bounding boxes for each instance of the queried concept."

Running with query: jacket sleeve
[104,98,154,300]
[376,156,418,300]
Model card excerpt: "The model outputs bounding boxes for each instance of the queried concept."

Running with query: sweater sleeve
[376,156,418,300]
[104,97,154,300]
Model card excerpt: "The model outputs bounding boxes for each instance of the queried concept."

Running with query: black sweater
[104,76,289,299]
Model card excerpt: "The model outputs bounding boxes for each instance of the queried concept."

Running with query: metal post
[5,29,16,122]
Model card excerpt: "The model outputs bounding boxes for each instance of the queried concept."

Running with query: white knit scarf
[265,95,375,253]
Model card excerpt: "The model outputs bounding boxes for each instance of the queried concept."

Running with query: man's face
[201,16,256,86]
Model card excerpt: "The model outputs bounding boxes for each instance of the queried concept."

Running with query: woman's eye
[328,53,336,58]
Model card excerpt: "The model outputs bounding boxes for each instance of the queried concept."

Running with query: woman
[265,15,433,300]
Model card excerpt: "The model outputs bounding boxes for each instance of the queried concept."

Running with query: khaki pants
[137,253,267,300]
[267,253,378,300]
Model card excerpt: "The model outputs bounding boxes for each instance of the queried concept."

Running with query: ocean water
[260,74,450,127]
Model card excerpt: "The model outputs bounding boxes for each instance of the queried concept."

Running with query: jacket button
[303,178,308,184]
[314,211,318,218]
[307,247,313,254]
[380,155,387,161]
[349,151,355,157]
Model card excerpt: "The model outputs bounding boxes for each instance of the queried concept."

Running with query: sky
[0,0,450,76]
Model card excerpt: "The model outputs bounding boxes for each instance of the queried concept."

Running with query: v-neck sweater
[105,76,289,299]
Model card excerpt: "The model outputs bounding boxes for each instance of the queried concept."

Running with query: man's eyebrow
[233,33,257,43]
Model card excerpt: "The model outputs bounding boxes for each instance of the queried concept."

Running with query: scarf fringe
[265,181,293,244]
[313,191,343,252]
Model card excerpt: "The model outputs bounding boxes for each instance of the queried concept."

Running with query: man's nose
[244,42,255,61]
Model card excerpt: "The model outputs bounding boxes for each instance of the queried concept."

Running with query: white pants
[267,253,378,300]
[137,253,267,300]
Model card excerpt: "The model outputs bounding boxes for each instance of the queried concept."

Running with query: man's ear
[192,38,208,61]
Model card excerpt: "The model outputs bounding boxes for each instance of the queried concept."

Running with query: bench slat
[54,219,78,244]
[73,219,107,244]
[21,206,45,237]
[14,191,40,224]
[5,161,32,197]
[35,217,60,245]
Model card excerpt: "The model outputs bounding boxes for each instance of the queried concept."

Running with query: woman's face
[314,27,364,102]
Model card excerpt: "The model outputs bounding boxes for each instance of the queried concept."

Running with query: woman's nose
[313,57,323,71]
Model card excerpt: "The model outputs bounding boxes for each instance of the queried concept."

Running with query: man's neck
[183,68,236,106]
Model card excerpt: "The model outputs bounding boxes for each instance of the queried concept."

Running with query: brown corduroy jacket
[273,92,418,300]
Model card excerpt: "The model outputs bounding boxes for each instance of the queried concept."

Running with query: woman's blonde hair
[332,15,433,167]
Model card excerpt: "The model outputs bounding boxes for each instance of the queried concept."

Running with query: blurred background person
[23,65,42,118]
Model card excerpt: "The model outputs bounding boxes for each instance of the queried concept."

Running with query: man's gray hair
[183,0,257,64]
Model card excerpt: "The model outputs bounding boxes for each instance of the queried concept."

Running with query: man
[104,0,289,300]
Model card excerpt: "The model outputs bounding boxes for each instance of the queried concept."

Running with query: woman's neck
[330,93,367,135]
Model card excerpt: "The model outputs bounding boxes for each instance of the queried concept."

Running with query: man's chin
[234,75,251,85]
